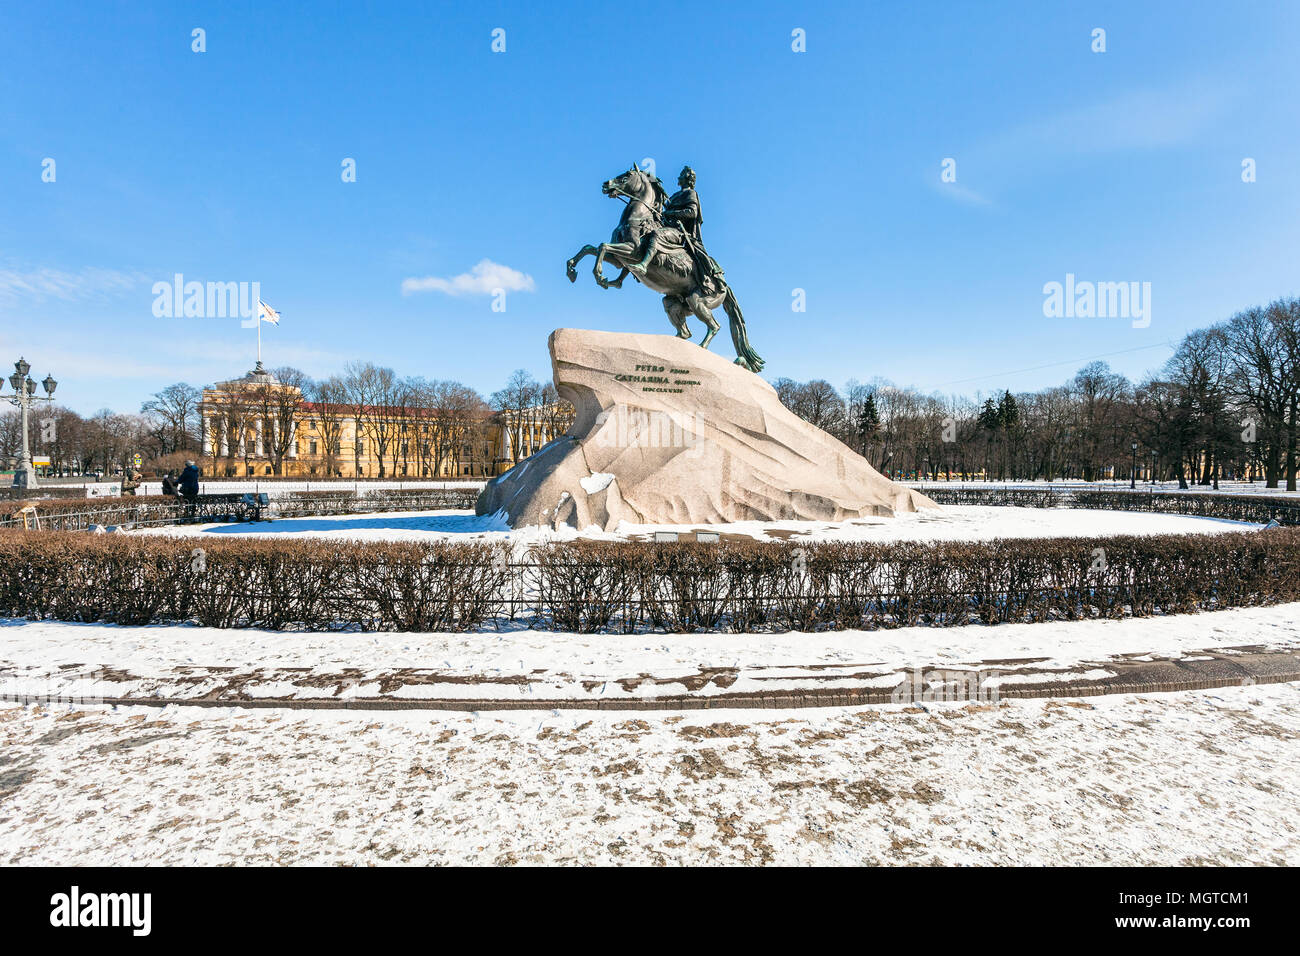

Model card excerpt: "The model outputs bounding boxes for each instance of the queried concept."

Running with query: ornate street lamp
[5,356,58,489]
[1130,441,1138,490]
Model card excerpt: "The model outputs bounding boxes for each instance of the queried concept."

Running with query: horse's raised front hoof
[565,263,577,282]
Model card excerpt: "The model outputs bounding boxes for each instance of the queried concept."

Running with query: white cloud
[0,265,146,305]
[402,258,536,297]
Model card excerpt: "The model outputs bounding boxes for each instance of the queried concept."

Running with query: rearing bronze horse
[565,164,765,372]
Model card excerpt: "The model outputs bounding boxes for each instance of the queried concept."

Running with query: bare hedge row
[1,486,89,502]
[2,488,481,529]
[1,529,1296,632]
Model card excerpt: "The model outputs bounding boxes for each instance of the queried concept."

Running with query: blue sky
[2,0,1298,414]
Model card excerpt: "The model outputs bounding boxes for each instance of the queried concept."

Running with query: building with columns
[198,364,570,478]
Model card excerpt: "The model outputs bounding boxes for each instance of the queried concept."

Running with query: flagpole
[257,309,262,367]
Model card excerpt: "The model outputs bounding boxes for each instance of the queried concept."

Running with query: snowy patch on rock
[579,472,616,495]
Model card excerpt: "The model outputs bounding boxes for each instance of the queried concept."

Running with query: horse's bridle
[606,177,660,218]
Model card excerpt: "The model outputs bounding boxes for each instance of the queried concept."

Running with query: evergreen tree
[855,392,880,455]
[996,391,1020,480]
[978,397,1000,432]
[977,398,1000,478]
[997,390,1020,429]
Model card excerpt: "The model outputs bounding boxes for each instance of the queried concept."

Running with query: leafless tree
[1224,299,1300,489]
[307,376,350,476]
[538,383,575,448]
[83,408,147,475]
[140,383,202,457]
[491,369,541,465]
[342,361,400,477]
[245,367,310,475]
[0,409,21,465]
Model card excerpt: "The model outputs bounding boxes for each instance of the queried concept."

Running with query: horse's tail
[722,286,765,373]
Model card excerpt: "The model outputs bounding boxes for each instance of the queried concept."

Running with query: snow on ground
[140,509,513,543]
[4,603,1298,704]
[135,505,1260,545]
[609,506,1257,543]
[2,682,1297,864]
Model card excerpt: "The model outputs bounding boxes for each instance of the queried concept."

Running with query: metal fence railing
[915,486,1300,526]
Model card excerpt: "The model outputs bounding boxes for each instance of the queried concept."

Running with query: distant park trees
[772,296,1300,487]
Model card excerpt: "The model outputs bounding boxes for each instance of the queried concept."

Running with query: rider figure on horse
[630,166,725,296]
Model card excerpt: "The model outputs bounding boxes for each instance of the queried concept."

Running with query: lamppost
[4,357,58,489]
[1150,450,1157,487]
[1130,441,1138,490]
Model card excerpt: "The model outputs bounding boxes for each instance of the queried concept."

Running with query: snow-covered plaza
[137,503,1260,545]
[3,679,1297,866]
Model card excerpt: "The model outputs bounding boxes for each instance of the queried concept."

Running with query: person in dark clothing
[161,471,179,497]
[178,461,200,501]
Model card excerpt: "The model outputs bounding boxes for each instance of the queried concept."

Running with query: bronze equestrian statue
[565,164,765,372]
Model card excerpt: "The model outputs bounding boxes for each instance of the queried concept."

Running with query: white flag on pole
[258,300,281,325]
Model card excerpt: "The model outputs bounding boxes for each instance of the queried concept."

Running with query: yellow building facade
[198,365,567,478]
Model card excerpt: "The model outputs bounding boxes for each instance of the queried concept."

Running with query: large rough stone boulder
[476,328,938,530]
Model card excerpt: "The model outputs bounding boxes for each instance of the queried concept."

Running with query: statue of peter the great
[565,160,764,372]
[629,166,725,296]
